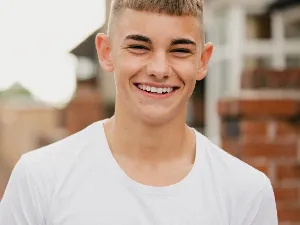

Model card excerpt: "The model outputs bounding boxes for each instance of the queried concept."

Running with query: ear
[95,33,114,72]
[196,42,214,80]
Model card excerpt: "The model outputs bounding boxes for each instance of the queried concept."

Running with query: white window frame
[204,1,300,145]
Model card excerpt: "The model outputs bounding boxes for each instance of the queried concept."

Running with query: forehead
[113,9,203,44]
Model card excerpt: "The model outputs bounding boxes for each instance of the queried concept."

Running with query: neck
[104,102,194,163]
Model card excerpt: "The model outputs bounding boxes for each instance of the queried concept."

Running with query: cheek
[115,54,145,79]
[171,59,198,82]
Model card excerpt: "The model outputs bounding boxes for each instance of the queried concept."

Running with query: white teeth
[150,87,156,93]
[136,84,175,94]
[168,87,173,92]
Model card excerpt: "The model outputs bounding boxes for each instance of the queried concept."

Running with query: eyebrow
[124,34,152,44]
[124,34,196,46]
[170,38,196,46]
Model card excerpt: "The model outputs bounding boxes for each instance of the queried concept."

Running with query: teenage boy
[0,0,278,224]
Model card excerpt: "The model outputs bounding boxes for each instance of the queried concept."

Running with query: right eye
[126,45,150,55]
[128,45,150,50]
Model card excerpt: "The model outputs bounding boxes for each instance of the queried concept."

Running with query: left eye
[129,45,149,50]
[171,49,192,53]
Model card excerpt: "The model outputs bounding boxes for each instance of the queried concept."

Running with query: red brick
[219,99,300,118]
[241,69,270,89]
[242,158,269,175]
[267,70,284,89]
[192,99,205,126]
[276,122,297,137]
[296,123,300,135]
[241,70,253,89]
[274,187,298,201]
[239,99,299,118]
[221,139,241,157]
[221,70,300,225]
[241,69,300,89]
[218,100,239,117]
[277,164,300,180]
[65,87,104,134]
[242,141,298,158]
[286,69,300,89]
[240,120,268,138]
[277,206,300,222]
[254,165,269,175]
[221,119,240,139]
[221,121,227,137]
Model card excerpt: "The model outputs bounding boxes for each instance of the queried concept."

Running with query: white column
[226,4,245,97]
[271,11,286,69]
[205,62,222,145]
[204,4,246,144]
[204,7,223,145]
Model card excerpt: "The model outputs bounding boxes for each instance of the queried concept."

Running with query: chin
[141,116,172,127]
[137,109,177,127]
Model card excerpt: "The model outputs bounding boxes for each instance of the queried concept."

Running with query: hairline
[107,9,205,48]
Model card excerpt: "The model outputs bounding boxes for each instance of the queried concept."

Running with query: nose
[146,52,171,79]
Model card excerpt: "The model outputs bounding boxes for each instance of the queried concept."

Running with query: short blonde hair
[108,0,204,36]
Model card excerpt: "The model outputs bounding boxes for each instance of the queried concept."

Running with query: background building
[0,0,299,223]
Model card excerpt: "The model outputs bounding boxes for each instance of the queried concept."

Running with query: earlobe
[196,69,207,81]
[95,33,114,72]
[196,42,214,80]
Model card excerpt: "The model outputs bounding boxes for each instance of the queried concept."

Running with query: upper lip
[134,82,179,88]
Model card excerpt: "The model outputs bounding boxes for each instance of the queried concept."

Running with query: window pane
[285,20,300,38]
[244,56,272,69]
[286,55,300,68]
[246,14,271,40]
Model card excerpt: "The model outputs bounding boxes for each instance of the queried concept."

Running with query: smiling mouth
[134,83,179,95]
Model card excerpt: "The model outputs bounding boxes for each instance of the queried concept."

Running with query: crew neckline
[93,119,208,195]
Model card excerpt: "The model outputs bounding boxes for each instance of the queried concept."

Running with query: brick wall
[0,100,63,199]
[242,69,300,90]
[219,69,300,225]
[64,84,105,135]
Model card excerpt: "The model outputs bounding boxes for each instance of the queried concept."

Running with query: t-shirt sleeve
[0,155,46,225]
[236,178,278,225]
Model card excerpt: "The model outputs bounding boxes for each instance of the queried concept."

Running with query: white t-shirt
[0,120,278,225]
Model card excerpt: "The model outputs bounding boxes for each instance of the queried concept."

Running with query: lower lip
[134,85,178,99]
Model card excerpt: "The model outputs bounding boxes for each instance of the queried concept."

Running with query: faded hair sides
[107,0,204,36]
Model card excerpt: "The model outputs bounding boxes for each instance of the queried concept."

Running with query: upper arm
[0,155,46,225]
[236,178,278,225]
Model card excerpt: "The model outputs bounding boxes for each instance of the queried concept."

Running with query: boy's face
[96,9,213,125]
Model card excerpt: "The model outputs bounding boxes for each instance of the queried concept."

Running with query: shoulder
[196,131,268,187]
[197,133,269,185]
[17,120,106,187]
[23,120,104,166]
[195,131,274,218]
[0,120,107,222]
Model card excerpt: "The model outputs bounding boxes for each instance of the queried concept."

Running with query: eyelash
[128,45,192,54]
[128,45,149,50]
[170,48,191,53]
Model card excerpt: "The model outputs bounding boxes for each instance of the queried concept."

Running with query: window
[244,56,272,69]
[246,14,271,40]
[286,55,300,68]
[214,9,229,45]
[285,20,300,38]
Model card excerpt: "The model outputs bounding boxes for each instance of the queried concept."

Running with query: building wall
[0,99,63,198]
[219,69,300,225]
